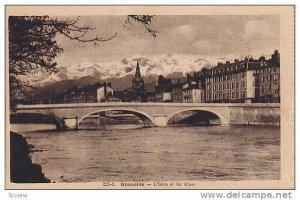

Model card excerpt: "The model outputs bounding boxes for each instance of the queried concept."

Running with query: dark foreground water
[11,124,280,182]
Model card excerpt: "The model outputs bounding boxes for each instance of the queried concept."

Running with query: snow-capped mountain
[35,54,225,87]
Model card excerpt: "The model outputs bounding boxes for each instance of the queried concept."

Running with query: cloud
[55,16,279,65]
[224,27,234,36]
[244,20,274,38]
[176,24,197,36]
[193,40,222,51]
[166,24,197,39]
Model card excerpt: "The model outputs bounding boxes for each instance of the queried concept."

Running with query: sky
[54,15,279,66]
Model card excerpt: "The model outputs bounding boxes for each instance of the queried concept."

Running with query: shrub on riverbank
[10,131,50,183]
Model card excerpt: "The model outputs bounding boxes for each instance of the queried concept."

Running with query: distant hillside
[22,54,217,101]
[28,76,101,101]
[28,72,185,101]
[30,54,220,88]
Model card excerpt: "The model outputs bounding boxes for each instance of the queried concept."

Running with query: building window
[268,67,271,73]
[274,74,279,80]
[261,76,264,82]
[236,82,239,89]
[267,75,272,81]
[275,83,279,90]
[269,84,272,92]
[241,91,246,98]
[241,81,245,88]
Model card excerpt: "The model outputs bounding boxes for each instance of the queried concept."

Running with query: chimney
[103,82,107,96]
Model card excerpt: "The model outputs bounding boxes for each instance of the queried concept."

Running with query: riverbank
[10,131,50,183]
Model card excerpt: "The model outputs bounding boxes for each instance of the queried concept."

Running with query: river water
[11,124,280,182]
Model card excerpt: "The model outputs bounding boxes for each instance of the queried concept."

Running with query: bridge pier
[143,120,154,128]
[62,117,78,130]
[220,123,230,127]
[220,117,230,127]
[153,115,168,127]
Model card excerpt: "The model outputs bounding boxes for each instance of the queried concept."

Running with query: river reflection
[11,124,280,182]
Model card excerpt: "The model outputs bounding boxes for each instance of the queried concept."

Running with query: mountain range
[27,54,226,100]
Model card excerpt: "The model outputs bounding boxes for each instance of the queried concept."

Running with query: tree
[192,72,198,81]
[199,67,209,88]
[9,15,157,103]
[124,15,158,37]
[157,75,171,86]
[199,67,209,77]
[186,73,191,84]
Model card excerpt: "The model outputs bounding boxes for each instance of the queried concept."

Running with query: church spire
[135,60,141,78]
[132,59,145,92]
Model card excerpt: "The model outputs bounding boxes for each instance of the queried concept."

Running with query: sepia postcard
[5,5,295,189]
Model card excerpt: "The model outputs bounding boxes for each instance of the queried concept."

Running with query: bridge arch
[11,112,64,130]
[78,108,155,127]
[167,108,226,126]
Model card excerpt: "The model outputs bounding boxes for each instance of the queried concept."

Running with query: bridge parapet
[15,103,280,130]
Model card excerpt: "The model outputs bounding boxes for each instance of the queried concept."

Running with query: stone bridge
[14,103,280,130]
